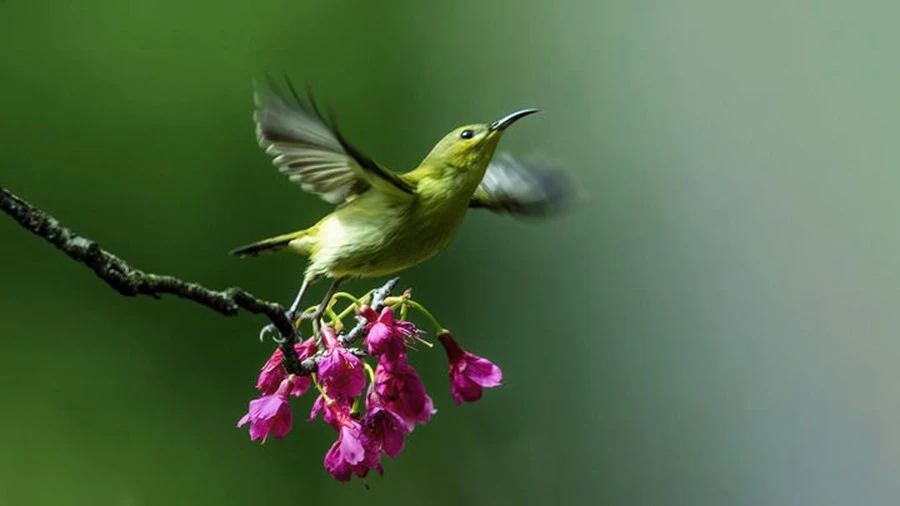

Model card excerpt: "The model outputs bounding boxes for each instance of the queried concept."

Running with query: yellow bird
[232,78,570,334]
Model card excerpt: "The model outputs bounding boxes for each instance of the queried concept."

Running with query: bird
[231,77,571,338]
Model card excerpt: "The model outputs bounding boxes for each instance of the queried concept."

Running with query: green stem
[406,299,444,333]
[336,302,358,322]
[311,373,332,404]
[326,306,341,328]
[332,292,361,306]
[363,361,376,384]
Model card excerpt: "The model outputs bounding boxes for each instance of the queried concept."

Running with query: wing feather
[255,77,414,204]
[470,154,573,217]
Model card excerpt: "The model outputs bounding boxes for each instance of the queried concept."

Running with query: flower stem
[326,306,343,331]
[363,361,376,385]
[311,373,333,404]
[332,292,361,306]
[406,300,445,334]
[335,302,358,322]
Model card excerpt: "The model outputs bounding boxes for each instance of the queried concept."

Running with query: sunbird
[232,78,570,333]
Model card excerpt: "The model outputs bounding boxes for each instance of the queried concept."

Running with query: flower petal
[374,361,434,430]
[324,440,352,482]
[464,355,503,387]
[318,349,366,398]
[294,337,318,359]
[289,376,312,397]
[255,349,286,395]
[450,370,484,405]
[309,394,325,423]
[364,407,407,457]
[271,404,293,439]
[339,425,366,465]
[379,410,407,457]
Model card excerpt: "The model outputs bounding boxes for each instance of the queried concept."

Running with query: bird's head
[421,108,539,177]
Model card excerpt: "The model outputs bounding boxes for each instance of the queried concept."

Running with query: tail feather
[230,231,307,257]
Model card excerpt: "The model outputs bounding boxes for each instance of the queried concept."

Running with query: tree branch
[339,277,397,346]
[0,186,397,375]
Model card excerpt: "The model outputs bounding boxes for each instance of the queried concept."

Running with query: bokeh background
[2,1,899,504]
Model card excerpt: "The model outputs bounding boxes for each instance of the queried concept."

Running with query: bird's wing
[469,154,573,217]
[254,77,415,205]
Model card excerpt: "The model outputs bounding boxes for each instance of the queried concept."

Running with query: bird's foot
[258,322,285,344]
[258,308,321,344]
[259,304,321,344]
[257,309,299,344]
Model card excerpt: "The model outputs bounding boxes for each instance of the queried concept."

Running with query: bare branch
[0,186,301,368]
[339,278,398,346]
[0,186,401,375]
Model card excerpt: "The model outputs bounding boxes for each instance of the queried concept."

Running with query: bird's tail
[229,230,309,257]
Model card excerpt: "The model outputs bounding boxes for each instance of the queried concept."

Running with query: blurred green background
[2,1,899,504]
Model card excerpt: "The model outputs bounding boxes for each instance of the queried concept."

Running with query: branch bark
[0,186,396,375]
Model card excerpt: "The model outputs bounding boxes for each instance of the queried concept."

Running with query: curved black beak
[489,108,539,132]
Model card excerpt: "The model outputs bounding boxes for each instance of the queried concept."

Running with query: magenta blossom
[309,393,352,426]
[323,400,382,481]
[321,401,409,481]
[438,331,503,405]
[369,361,435,431]
[238,377,294,441]
[318,326,366,398]
[256,338,318,396]
[360,306,417,363]
[363,407,408,457]
[239,282,510,481]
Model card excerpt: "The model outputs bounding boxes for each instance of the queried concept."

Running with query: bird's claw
[259,323,286,344]
[259,310,302,344]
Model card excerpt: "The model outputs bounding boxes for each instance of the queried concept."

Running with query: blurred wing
[470,154,573,217]
[254,77,415,205]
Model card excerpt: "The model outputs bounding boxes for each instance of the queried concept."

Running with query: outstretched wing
[254,77,415,205]
[470,154,573,217]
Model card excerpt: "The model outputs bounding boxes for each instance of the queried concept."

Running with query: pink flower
[438,331,503,405]
[237,377,294,441]
[368,361,435,431]
[309,393,350,425]
[363,407,407,457]
[317,326,366,398]
[360,306,417,364]
[256,338,318,396]
[322,400,382,481]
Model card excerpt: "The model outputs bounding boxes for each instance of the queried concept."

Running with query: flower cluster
[237,285,503,482]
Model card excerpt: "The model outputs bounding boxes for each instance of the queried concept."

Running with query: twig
[291,278,398,374]
[0,186,400,375]
[339,278,397,346]
[0,186,302,370]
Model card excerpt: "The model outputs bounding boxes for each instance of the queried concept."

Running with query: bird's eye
[460,129,474,139]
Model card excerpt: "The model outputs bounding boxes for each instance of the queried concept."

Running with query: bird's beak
[489,108,539,132]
